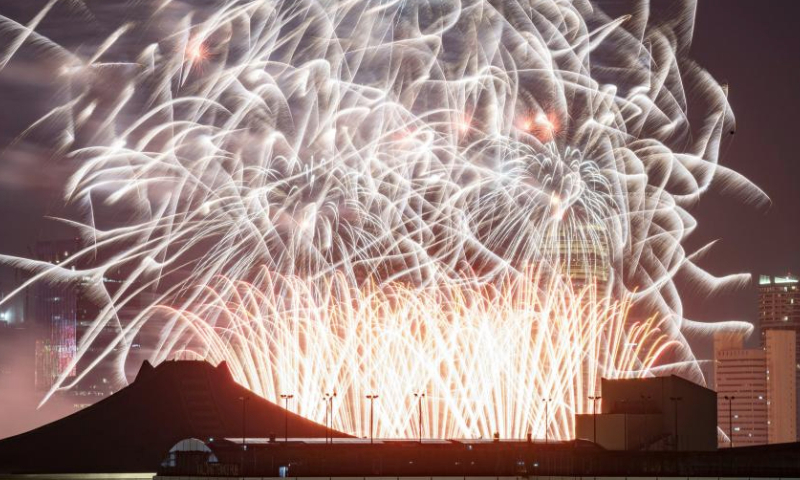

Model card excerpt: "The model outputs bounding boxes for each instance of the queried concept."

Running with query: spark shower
[0,0,765,439]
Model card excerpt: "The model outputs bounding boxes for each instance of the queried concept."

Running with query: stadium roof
[0,360,346,474]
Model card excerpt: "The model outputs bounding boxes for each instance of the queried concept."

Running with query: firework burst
[0,0,765,435]
[160,266,676,439]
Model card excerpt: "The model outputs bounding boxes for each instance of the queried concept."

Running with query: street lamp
[640,394,651,449]
[366,394,379,443]
[724,395,736,448]
[619,399,628,450]
[543,398,552,445]
[280,394,294,443]
[414,392,426,443]
[322,398,328,444]
[324,391,337,444]
[238,396,250,475]
[588,395,601,445]
[669,396,682,451]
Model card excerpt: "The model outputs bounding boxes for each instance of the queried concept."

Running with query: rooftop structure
[0,360,344,474]
[1,361,799,477]
[574,375,717,451]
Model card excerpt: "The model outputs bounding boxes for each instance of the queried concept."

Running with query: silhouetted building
[154,436,800,478]
[2,361,800,477]
[0,360,343,474]
[0,285,26,383]
[574,375,716,451]
[28,240,78,391]
[23,239,134,410]
[0,319,27,383]
[69,270,132,409]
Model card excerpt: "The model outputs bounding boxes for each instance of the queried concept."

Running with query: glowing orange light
[457,112,474,134]
[161,265,679,440]
[519,112,558,141]
[186,40,209,62]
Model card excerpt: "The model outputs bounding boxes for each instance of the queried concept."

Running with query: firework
[160,266,676,439]
[0,0,764,434]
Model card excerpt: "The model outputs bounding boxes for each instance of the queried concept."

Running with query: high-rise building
[758,274,800,440]
[70,272,123,408]
[766,329,797,443]
[26,240,120,409]
[713,331,768,447]
[542,223,610,288]
[28,240,79,391]
[714,328,799,447]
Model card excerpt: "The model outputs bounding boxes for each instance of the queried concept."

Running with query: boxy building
[575,375,717,451]
[758,274,800,438]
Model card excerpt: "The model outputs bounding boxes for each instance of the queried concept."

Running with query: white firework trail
[161,266,678,439]
[0,0,766,438]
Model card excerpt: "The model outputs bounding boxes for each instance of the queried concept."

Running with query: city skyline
[0,0,798,461]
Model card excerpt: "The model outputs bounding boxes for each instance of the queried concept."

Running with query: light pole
[543,398,552,445]
[669,396,682,451]
[280,394,294,443]
[323,398,328,444]
[414,392,426,443]
[324,392,337,444]
[238,396,250,476]
[588,395,601,445]
[640,394,651,449]
[724,395,735,448]
[366,394,379,444]
[619,399,628,450]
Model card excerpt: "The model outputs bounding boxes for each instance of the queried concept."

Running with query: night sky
[679,0,800,330]
[0,0,798,435]
[1,1,798,324]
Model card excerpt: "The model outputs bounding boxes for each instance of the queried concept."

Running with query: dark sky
[683,0,800,326]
